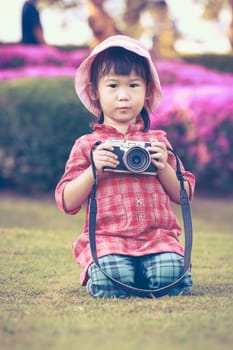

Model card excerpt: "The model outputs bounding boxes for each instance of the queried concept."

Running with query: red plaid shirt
[55,120,195,285]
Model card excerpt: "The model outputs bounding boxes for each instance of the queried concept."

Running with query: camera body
[103,140,157,175]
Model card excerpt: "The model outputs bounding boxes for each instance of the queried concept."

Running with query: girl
[55,35,195,298]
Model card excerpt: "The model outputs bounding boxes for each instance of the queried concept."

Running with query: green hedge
[181,53,233,73]
[0,78,94,193]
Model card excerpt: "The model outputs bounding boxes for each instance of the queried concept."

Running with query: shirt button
[137,199,143,205]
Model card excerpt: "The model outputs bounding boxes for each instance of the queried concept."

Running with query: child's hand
[147,142,168,172]
[93,142,119,173]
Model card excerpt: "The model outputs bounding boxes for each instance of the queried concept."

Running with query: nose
[117,88,130,101]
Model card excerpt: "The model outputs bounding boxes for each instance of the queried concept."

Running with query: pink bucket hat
[75,35,162,117]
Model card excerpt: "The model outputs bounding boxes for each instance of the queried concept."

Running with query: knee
[86,256,135,298]
[168,270,193,296]
[141,253,193,295]
[87,274,123,298]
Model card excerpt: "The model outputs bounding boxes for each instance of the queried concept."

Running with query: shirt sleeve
[55,136,92,215]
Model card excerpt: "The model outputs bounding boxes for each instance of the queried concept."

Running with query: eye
[130,83,140,88]
[108,83,117,88]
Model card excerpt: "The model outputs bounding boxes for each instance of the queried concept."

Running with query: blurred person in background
[21,0,46,45]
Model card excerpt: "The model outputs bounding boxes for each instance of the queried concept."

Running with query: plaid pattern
[87,253,192,298]
[55,120,195,285]
[139,252,192,296]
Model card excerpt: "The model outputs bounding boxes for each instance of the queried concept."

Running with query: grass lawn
[0,193,232,350]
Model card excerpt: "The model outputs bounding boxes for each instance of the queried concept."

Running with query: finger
[98,151,118,161]
[151,152,163,163]
[149,142,167,150]
[95,143,113,153]
[94,153,119,168]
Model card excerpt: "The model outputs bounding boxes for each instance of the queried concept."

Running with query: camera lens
[123,146,151,173]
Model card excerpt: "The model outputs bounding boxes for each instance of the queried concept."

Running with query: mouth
[117,107,130,111]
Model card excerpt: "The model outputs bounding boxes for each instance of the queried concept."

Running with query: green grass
[0,193,232,350]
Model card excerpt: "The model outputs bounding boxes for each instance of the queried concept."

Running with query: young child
[55,35,195,298]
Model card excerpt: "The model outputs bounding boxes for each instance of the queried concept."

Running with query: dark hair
[90,47,151,131]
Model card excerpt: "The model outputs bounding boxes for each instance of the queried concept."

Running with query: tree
[39,0,233,50]
[123,0,147,38]
[86,0,121,47]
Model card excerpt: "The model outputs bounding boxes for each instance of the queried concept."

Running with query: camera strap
[88,141,193,298]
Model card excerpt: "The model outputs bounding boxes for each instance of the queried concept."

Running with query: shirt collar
[93,118,145,136]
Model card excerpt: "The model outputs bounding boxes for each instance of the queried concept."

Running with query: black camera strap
[88,141,193,298]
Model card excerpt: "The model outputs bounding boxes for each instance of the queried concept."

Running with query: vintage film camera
[103,140,157,175]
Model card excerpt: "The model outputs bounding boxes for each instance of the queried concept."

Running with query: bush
[181,53,233,74]
[151,85,233,194]
[1,48,233,194]
[150,60,233,195]
[0,78,94,193]
[0,44,89,69]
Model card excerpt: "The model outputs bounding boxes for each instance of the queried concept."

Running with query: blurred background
[0,0,233,196]
[0,0,232,53]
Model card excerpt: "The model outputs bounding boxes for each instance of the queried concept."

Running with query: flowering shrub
[156,60,233,86]
[0,44,88,80]
[0,44,232,193]
[0,44,89,68]
[151,83,233,193]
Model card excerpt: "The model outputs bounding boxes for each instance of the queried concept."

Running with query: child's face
[96,70,147,130]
